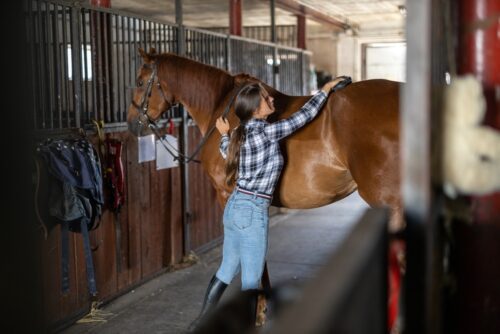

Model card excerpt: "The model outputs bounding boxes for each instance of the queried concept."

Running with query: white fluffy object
[443,75,500,198]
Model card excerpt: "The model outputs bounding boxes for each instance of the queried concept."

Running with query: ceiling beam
[270,0,350,30]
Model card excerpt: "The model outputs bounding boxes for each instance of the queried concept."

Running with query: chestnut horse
[127,49,402,231]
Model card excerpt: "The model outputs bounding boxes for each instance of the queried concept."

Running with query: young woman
[191,77,350,329]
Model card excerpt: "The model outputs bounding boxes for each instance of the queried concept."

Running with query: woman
[191,77,350,329]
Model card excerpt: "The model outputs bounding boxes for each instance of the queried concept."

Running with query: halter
[133,60,243,164]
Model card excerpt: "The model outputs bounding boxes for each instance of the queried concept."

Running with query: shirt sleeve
[219,134,229,159]
[264,91,328,142]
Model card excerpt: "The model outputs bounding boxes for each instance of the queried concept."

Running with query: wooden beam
[297,13,306,49]
[229,0,242,36]
[269,0,349,30]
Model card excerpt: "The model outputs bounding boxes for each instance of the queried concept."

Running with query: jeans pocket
[232,202,254,230]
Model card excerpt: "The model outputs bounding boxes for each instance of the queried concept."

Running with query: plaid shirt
[220,91,328,195]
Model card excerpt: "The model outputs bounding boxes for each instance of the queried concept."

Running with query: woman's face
[253,90,275,119]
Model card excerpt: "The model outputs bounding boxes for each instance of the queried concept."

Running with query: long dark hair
[225,83,264,186]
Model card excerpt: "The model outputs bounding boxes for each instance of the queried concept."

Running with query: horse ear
[150,47,157,55]
[138,47,153,64]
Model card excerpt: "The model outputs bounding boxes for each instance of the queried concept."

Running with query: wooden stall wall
[37,126,221,330]
[188,126,224,252]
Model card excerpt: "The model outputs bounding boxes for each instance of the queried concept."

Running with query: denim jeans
[216,190,271,290]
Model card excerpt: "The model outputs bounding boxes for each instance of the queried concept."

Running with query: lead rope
[149,84,245,164]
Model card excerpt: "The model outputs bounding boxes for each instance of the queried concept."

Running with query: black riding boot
[188,275,228,331]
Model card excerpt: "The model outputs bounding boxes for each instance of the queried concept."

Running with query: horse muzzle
[127,114,150,137]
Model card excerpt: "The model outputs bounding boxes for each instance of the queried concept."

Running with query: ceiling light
[398,5,407,17]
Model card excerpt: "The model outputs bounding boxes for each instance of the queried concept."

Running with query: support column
[229,0,242,36]
[91,0,110,7]
[297,13,306,49]
[458,0,500,224]
[452,1,500,333]
[176,0,191,255]
[271,0,279,89]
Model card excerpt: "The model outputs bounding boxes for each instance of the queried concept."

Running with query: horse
[127,48,403,329]
[127,48,402,231]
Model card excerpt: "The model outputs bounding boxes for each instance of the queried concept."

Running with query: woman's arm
[216,117,230,159]
[263,77,349,142]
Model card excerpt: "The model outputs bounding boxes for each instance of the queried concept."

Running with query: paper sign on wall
[156,135,179,170]
[138,134,156,163]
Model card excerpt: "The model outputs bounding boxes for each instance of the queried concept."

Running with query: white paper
[156,135,179,170]
[138,134,156,163]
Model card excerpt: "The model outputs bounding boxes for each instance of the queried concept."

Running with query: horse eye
[137,80,143,87]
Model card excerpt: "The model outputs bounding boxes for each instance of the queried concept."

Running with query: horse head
[127,48,176,136]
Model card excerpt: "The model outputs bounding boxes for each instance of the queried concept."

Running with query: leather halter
[132,61,244,164]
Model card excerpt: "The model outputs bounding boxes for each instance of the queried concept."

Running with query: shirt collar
[244,118,267,130]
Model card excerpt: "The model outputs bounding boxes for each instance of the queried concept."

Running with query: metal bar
[61,5,71,128]
[176,0,190,255]
[45,3,55,129]
[27,0,37,129]
[114,14,121,122]
[121,15,127,122]
[52,4,63,128]
[402,0,433,333]
[70,6,82,128]
[90,11,99,125]
[103,12,112,123]
[82,10,90,123]
[35,0,47,129]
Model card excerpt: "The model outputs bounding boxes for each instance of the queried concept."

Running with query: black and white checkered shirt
[219,91,328,195]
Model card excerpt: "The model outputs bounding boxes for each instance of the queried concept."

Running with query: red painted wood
[458,0,500,224]
[297,14,306,49]
[90,0,111,8]
[229,0,242,36]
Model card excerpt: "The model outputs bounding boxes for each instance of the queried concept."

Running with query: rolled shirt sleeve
[219,134,229,159]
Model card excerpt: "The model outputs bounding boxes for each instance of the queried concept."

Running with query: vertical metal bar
[52,4,63,128]
[128,16,133,107]
[35,0,47,129]
[52,5,62,129]
[61,5,70,128]
[226,34,231,72]
[27,0,38,129]
[82,10,90,123]
[77,8,86,126]
[45,3,54,129]
[115,14,121,122]
[121,15,127,121]
[402,0,432,333]
[270,0,278,89]
[70,6,82,128]
[102,12,112,123]
[90,9,98,125]
[176,0,190,255]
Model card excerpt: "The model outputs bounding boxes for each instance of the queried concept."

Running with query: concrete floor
[61,191,369,334]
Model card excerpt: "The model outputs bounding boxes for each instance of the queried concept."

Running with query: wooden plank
[116,131,132,290]
[125,134,144,284]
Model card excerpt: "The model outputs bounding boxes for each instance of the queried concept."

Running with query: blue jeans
[216,190,271,290]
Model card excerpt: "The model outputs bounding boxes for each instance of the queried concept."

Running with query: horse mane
[156,53,236,112]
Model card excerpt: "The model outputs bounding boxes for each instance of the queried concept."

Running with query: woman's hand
[321,76,351,94]
[216,117,230,136]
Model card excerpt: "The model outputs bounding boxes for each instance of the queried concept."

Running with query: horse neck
[161,56,235,135]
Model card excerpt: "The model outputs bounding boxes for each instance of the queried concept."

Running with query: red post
[458,0,500,224]
[297,14,306,49]
[91,0,111,8]
[229,0,242,36]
